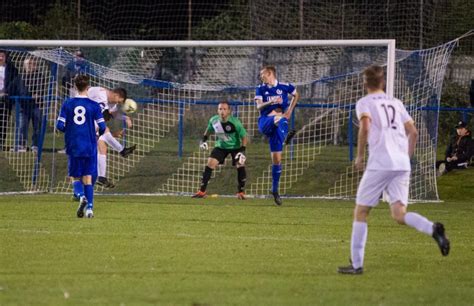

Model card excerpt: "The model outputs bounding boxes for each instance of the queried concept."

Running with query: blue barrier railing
[6,95,474,174]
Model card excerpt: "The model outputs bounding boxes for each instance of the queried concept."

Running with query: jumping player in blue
[255,66,300,205]
[56,75,106,218]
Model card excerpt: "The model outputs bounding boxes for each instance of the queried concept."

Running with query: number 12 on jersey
[381,103,396,129]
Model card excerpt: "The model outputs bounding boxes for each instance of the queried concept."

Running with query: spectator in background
[18,57,43,152]
[62,50,93,96]
[0,49,21,151]
[436,120,474,176]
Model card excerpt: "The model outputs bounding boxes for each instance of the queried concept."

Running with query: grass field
[1,178,473,306]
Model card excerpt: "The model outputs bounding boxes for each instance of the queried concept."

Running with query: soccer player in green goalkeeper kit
[192,101,248,200]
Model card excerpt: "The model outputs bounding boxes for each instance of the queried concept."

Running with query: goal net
[0,39,457,200]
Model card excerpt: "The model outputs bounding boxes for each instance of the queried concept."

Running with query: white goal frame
[0,39,396,96]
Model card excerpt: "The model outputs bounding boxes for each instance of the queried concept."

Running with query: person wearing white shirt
[338,65,450,275]
[86,86,136,189]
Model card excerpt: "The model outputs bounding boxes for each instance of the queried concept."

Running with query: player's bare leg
[193,157,219,198]
[391,202,450,256]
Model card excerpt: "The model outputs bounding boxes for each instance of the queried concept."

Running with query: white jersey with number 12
[356,93,413,171]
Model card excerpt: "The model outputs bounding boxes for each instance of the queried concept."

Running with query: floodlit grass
[0,194,473,305]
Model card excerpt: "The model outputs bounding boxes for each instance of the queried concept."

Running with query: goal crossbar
[0,39,396,97]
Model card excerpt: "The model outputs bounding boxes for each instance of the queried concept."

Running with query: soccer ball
[122,99,137,114]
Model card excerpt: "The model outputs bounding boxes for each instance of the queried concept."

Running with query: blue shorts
[68,156,97,178]
[258,115,288,152]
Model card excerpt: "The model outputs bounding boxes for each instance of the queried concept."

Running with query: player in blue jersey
[56,75,106,218]
[255,65,300,205]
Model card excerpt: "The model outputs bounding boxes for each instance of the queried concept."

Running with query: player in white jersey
[338,65,450,275]
[87,86,136,188]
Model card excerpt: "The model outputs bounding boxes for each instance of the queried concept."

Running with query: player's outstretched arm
[404,120,418,158]
[284,90,300,119]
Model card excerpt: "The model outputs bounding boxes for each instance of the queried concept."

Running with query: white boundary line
[0,191,442,203]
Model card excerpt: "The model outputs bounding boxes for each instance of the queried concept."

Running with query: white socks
[349,213,433,269]
[100,132,123,152]
[404,212,434,235]
[98,154,107,177]
[351,221,368,269]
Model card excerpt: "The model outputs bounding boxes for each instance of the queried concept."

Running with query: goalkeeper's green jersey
[207,115,247,150]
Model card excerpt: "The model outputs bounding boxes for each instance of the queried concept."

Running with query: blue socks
[73,180,84,198]
[272,164,282,193]
[84,184,94,209]
[278,117,289,141]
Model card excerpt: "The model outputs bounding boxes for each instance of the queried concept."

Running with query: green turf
[0,194,472,305]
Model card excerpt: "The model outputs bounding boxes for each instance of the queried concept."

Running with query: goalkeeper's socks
[200,166,213,192]
[271,164,282,193]
[100,132,124,152]
[351,221,368,269]
[72,180,84,198]
[404,212,434,235]
[237,167,247,192]
[84,184,94,210]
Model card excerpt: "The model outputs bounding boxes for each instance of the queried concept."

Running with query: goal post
[0,39,454,201]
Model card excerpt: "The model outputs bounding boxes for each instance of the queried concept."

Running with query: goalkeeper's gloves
[235,146,246,165]
[199,135,209,150]
[199,141,208,150]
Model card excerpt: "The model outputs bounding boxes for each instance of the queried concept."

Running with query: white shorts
[356,170,410,207]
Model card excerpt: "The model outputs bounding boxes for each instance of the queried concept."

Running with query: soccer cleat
[97,176,115,188]
[85,208,94,218]
[432,222,450,256]
[337,264,364,275]
[192,191,207,198]
[284,129,297,145]
[120,144,137,158]
[76,196,87,218]
[71,194,80,202]
[271,191,282,206]
[236,192,246,200]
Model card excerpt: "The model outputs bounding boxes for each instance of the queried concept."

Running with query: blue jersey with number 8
[56,96,105,157]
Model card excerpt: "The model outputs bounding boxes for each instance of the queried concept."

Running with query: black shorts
[210,147,242,166]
